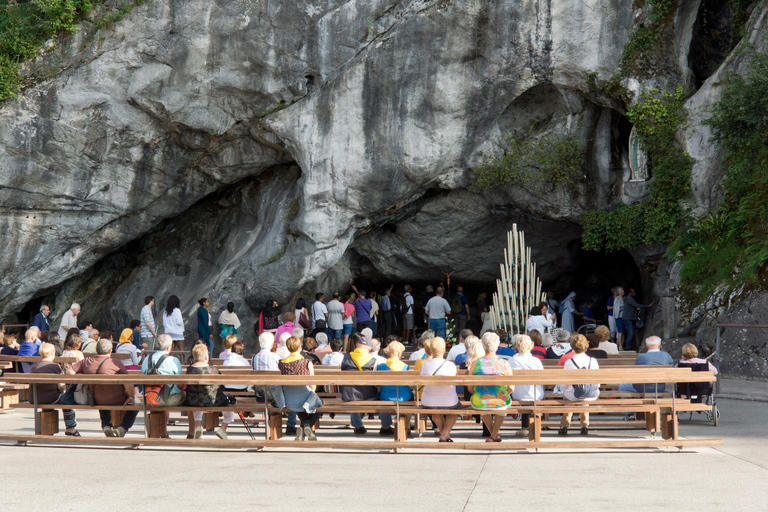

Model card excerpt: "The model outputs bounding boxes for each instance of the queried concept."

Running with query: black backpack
[572,357,599,399]
[400,294,409,315]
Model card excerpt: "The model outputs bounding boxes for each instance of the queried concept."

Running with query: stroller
[675,359,719,426]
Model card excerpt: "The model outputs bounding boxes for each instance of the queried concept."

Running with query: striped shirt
[140,305,155,338]
[252,349,280,371]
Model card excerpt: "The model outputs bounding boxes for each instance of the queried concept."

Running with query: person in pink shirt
[276,312,298,345]
[342,293,356,351]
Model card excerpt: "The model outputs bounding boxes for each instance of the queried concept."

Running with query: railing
[714,323,768,393]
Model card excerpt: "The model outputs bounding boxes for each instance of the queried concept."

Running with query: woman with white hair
[509,335,544,437]
[469,332,514,442]
[276,332,292,359]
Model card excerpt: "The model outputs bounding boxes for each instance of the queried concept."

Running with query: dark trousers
[99,409,138,431]
[298,411,321,428]
[383,311,393,340]
[625,319,636,350]
[357,321,371,332]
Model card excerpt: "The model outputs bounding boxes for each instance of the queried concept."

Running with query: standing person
[606,288,618,341]
[140,296,157,350]
[621,288,653,351]
[422,285,436,327]
[32,305,51,333]
[258,299,279,336]
[218,301,241,341]
[197,298,213,356]
[57,303,80,339]
[614,287,626,350]
[311,292,329,339]
[425,287,452,339]
[326,292,345,341]
[475,292,488,326]
[581,300,598,324]
[353,288,373,333]
[559,292,577,332]
[401,285,415,345]
[525,306,553,335]
[68,339,137,438]
[162,295,185,353]
[381,286,394,341]
[451,286,470,333]
[276,312,297,344]
[368,292,380,336]
[546,292,560,326]
[294,298,311,331]
[342,293,356,351]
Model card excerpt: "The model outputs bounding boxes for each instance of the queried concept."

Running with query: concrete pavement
[0,379,766,511]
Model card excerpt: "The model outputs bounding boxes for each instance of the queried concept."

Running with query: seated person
[186,344,232,440]
[18,329,41,372]
[585,334,608,359]
[594,325,619,355]
[313,332,332,361]
[321,339,344,366]
[218,334,237,359]
[528,330,547,360]
[272,336,323,441]
[509,335,544,437]
[223,341,250,393]
[116,328,142,370]
[252,332,279,370]
[142,334,186,436]
[409,330,435,361]
[494,329,516,358]
[1,331,21,372]
[31,343,79,436]
[67,339,137,437]
[677,343,718,374]
[558,333,578,366]
[421,337,460,443]
[301,337,321,365]
[557,334,599,436]
[369,338,387,365]
[581,300,598,323]
[341,334,390,435]
[377,341,413,414]
[547,330,572,359]
[618,336,674,394]
[469,332,513,442]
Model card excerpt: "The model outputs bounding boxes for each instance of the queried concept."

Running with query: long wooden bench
[0,368,720,451]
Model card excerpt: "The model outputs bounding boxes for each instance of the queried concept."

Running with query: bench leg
[148,411,168,438]
[418,415,427,434]
[529,414,541,442]
[313,417,320,431]
[1,389,19,410]
[661,413,678,440]
[39,410,59,436]
[203,412,219,431]
[20,388,29,402]
[396,414,410,441]
[645,411,660,433]
[111,410,126,428]
[269,413,283,440]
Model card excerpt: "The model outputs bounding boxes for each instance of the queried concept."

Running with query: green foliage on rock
[581,86,693,252]
[471,130,585,194]
[0,0,95,100]
[674,46,768,299]
[619,0,675,78]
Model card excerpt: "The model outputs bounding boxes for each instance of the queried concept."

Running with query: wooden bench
[0,367,720,451]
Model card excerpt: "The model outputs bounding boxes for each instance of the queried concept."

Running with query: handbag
[636,317,644,329]
[74,358,108,405]
[298,311,311,329]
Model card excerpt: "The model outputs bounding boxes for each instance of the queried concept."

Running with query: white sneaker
[114,426,126,438]
[304,425,317,441]
[193,426,203,439]
[103,426,115,437]
[214,428,227,440]
[516,429,529,437]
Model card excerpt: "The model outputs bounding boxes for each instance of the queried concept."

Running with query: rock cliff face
[1,0,766,365]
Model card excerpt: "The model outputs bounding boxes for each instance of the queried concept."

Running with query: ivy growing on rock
[471,130,585,195]
[581,86,693,252]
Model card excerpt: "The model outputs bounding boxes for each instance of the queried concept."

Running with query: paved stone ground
[0,379,766,511]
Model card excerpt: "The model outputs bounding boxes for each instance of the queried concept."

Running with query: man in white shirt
[447,329,472,362]
[58,303,80,339]
[326,292,345,340]
[425,287,452,339]
[402,285,414,345]
[311,292,329,338]
[322,339,344,366]
[140,296,157,349]
[408,330,435,361]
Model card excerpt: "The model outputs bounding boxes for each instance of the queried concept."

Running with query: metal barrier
[715,323,768,393]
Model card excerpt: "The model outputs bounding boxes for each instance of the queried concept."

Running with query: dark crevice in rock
[688,0,749,89]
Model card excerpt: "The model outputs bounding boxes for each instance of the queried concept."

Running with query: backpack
[144,353,171,406]
[400,294,409,315]
[572,357,599,399]
[451,295,463,314]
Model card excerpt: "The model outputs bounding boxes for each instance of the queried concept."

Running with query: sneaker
[623,414,637,421]
[558,427,568,436]
[516,429,529,437]
[193,426,203,439]
[379,427,395,436]
[284,426,297,436]
[295,427,304,441]
[580,427,589,436]
[304,425,317,441]
[114,426,126,438]
[215,428,228,440]
[103,426,115,437]
[354,427,367,435]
